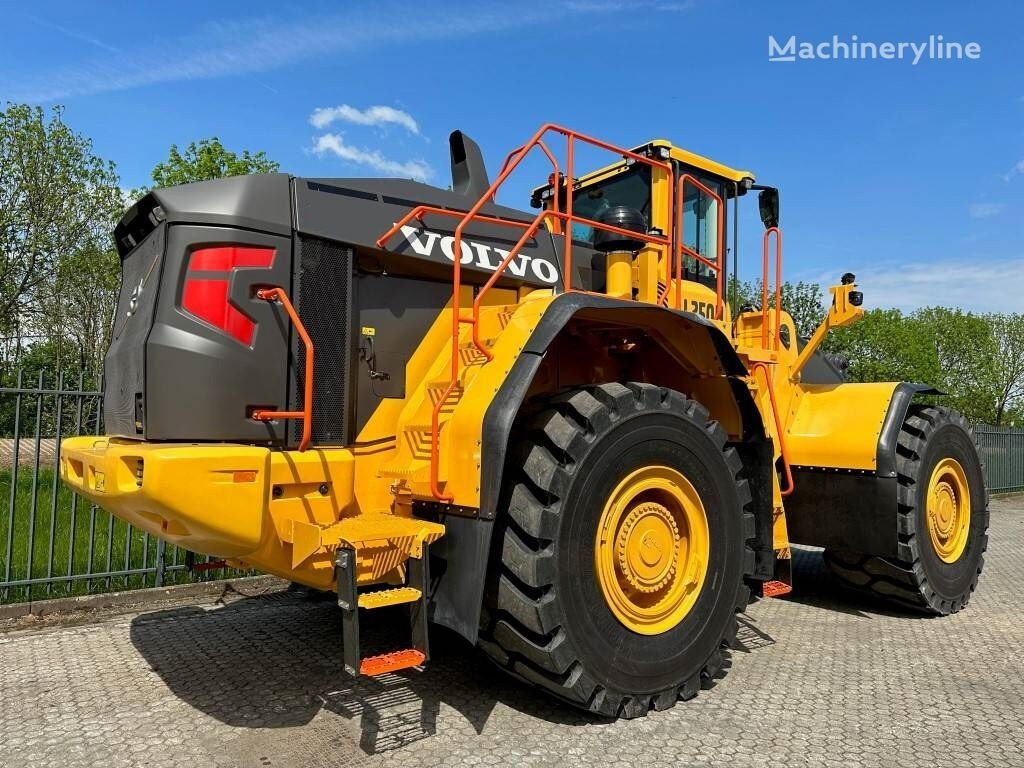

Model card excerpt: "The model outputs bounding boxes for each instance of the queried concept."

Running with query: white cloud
[25,15,121,54]
[811,258,1024,314]
[1003,160,1024,182]
[968,202,1005,218]
[310,105,419,134]
[312,133,432,181]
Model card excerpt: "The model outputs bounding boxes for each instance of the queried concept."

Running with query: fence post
[154,538,167,587]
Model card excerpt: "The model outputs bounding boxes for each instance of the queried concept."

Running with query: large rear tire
[824,405,988,614]
[479,382,756,718]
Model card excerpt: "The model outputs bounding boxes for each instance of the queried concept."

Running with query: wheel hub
[595,466,710,635]
[926,458,971,563]
[615,502,679,593]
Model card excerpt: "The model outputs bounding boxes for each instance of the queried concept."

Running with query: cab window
[679,172,725,289]
[569,166,652,245]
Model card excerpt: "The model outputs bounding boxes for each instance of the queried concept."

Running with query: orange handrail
[470,208,673,359]
[251,287,314,452]
[673,174,725,317]
[750,361,794,497]
[376,125,695,501]
[761,227,782,350]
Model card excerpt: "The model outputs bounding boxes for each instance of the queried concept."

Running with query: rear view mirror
[758,188,780,229]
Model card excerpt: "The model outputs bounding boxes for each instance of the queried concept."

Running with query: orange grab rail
[761,227,782,350]
[673,174,725,317]
[251,287,314,452]
[376,124,681,502]
[750,361,794,497]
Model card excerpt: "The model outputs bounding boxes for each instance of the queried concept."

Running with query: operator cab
[531,139,755,301]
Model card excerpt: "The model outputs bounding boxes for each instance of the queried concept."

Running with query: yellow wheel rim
[926,457,971,564]
[595,465,710,635]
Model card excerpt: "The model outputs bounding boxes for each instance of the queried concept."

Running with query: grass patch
[0,467,242,604]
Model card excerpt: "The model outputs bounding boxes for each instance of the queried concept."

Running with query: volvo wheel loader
[60,124,988,718]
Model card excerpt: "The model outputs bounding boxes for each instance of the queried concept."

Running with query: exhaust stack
[449,130,490,199]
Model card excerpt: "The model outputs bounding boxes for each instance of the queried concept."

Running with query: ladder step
[357,586,422,609]
[763,579,792,598]
[360,649,426,676]
[377,464,426,481]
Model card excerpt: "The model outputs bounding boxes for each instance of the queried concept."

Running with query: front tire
[824,405,988,614]
[480,383,756,718]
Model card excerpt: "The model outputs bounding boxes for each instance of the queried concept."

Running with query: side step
[357,586,421,609]
[360,649,426,676]
[336,545,431,677]
[762,579,793,598]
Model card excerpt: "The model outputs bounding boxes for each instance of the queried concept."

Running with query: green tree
[980,313,1024,426]
[0,104,123,377]
[36,243,120,385]
[915,308,999,423]
[825,308,940,385]
[824,307,1021,425]
[150,137,279,188]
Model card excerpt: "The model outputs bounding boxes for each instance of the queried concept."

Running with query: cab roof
[648,139,755,184]
[530,139,755,205]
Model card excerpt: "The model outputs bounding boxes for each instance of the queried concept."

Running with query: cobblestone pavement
[2,498,1023,768]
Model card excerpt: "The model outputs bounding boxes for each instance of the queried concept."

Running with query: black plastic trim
[876,383,942,478]
[785,470,899,557]
[306,181,379,202]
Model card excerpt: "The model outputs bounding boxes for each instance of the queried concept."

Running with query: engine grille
[292,236,354,445]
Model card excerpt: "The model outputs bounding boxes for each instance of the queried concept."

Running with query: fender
[877,383,943,478]
[428,292,767,645]
[784,382,942,557]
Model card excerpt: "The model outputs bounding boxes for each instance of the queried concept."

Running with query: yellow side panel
[784,382,901,470]
[446,292,556,507]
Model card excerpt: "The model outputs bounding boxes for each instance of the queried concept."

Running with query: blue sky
[3,0,1023,312]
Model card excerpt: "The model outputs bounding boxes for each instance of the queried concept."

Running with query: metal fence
[974,424,1024,493]
[1,371,245,605]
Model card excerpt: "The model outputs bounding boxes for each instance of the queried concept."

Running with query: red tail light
[181,246,275,346]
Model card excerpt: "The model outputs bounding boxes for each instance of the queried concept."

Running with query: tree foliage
[825,306,1024,425]
[987,313,1024,425]
[150,137,279,188]
[0,103,124,381]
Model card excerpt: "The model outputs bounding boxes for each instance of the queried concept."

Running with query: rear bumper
[60,436,271,557]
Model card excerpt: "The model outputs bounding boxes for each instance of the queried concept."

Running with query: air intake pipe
[593,206,646,300]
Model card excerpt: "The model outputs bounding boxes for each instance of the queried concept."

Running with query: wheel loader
[60,124,988,719]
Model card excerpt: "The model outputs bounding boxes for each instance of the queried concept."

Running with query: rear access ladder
[336,543,433,676]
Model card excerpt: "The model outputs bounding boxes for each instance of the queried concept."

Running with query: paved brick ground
[2,499,1023,768]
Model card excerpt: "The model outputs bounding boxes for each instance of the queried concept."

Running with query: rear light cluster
[181,246,275,345]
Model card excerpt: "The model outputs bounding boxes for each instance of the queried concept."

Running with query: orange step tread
[359,649,426,676]
[763,580,792,598]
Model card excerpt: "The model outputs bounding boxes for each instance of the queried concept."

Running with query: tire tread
[824,405,988,615]
[481,382,757,718]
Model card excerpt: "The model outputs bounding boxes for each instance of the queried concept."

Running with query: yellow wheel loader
[61,125,988,717]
